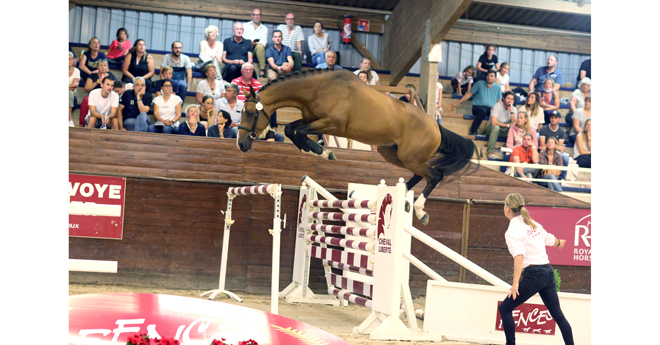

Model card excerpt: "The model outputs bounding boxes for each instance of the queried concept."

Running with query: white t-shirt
[215,98,244,124]
[496,72,509,91]
[153,95,183,125]
[505,215,557,268]
[243,21,269,46]
[353,69,379,85]
[521,104,545,131]
[436,81,444,105]
[569,109,590,136]
[197,79,227,102]
[199,40,224,59]
[87,89,119,119]
[69,67,80,92]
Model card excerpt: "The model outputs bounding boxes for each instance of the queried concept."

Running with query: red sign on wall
[495,301,556,335]
[526,206,591,266]
[69,174,126,239]
[358,19,370,31]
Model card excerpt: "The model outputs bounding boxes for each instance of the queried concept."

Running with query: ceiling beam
[473,0,590,15]
[383,0,473,86]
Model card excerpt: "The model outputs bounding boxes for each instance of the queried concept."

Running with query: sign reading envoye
[69,174,126,239]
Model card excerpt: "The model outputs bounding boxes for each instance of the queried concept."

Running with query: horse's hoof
[420,214,429,226]
[405,201,411,213]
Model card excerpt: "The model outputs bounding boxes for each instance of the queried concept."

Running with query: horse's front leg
[284,120,311,152]
[296,118,338,160]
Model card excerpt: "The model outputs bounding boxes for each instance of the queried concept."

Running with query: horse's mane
[259,68,341,92]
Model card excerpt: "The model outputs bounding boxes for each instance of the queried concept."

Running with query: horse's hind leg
[377,145,423,213]
[413,169,443,225]
[295,118,338,160]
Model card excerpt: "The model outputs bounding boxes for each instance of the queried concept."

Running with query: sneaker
[100,124,108,130]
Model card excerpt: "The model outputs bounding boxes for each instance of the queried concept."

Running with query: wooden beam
[350,34,382,70]
[70,1,76,10]
[70,0,387,34]
[474,0,590,15]
[446,20,591,55]
[383,0,473,86]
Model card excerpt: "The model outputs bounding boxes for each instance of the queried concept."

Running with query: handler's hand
[508,282,519,300]
[558,239,566,249]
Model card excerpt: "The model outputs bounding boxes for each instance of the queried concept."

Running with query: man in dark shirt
[538,110,569,179]
[118,77,153,132]
[222,22,254,82]
[577,58,591,87]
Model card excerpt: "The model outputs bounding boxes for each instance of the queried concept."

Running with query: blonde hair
[517,110,531,134]
[185,104,200,116]
[505,193,537,229]
[205,25,219,39]
[546,137,559,155]
[160,66,173,77]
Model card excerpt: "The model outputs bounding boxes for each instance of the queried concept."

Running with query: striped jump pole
[202,183,283,315]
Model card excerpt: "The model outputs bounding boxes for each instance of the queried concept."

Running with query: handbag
[541,169,561,178]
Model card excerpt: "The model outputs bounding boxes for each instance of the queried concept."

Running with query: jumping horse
[237,69,477,225]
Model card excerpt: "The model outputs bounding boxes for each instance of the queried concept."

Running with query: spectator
[106,28,131,65]
[379,81,398,99]
[485,91,517,158]
[215,83,244,129]
[509,133,539,179]
[308,21,331,66]
[451,70,503,136]
[399,84,423,108]
[113,81,125,102]
[208,110,237,139]
[117,77,152,132]
[79,37,108,84]
[577,58,591,87]
[222,22,254,82]
[154,66,185,98]
[538,110,569,180]
[565,77,591,126]
[520,92,544,133]
[84,60,116,93]
[161,41,193,97]
[199,25,224,79]
[243,8,268,78]
[536,137,564,192]
[85,77,119,130]
[539,78,560,124]
[496,62,511,92]
[151,79,182,134]
[178,105,206,137]
[450,65,474,96]
[506,110,538,150]
[266,30,294,81]
[358,71,369,83]
[435,80,444,125]
[353,57,379,85]
[196,64,226,104]
[69,51,80,127]
[475,44,499,81]
[122,39,155,93]
[257,127,284,142]
[231,63,262,102]
[315,50,342,70]
[573,119,591,168]
[277,13,304,71]
[69,45,79,67]
[529,55,563,93]
[199,95,217,130]
[568,95,591,144]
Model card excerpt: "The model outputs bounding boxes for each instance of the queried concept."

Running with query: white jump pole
[68,259,117,273]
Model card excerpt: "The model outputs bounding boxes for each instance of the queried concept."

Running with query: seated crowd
[68,11,591,190]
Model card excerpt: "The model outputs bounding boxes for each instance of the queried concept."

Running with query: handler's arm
[508,254,524,300]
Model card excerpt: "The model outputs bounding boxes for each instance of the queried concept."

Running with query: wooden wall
[69,128,590,294]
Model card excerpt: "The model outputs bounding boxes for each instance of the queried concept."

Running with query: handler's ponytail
[505,193,537,230]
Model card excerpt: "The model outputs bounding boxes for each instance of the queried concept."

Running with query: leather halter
[237,94,272,140]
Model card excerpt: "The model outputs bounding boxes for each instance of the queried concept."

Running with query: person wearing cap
[539,110,569,180]
[485,91,517,159]
[498,193,573,345]
[529,55,563,93]
[509,134,539,179]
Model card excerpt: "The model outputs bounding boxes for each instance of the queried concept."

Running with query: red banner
[69,174,126,239]
[495,301,556,335]
[526,206,591,267]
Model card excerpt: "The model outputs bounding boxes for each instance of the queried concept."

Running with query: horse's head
[237,86,271,152]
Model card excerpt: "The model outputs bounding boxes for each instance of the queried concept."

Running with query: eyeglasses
[285,17,294,20]
[252,13,261,16]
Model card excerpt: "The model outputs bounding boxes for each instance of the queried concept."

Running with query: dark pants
[222,63,242,82]
[469,105,492,135]
[292,52,302,72]
[450,79,469,95]
[576,154,591,168]
[497,264,574,345]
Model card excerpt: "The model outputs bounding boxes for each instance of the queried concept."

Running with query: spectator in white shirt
[243,8,269,78]
[496,62,511,92]
[199,25,224,80]
[151,79,183,134]
[215,83,244,135]
[353,57,379,85]
[69,51,80,127]
[308,21,331,66]
[276,13,304,71]
[85,77,119,129]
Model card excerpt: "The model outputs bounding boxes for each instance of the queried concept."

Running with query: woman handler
[497,193,574,345]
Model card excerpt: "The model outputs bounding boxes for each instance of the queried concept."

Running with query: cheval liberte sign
[526,206,591,267]
[69,174,126,239]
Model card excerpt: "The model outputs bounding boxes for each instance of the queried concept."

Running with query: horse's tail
[429,124,480,180]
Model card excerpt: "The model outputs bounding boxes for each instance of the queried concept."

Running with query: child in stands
[106,28,131,65]
[451,66,474,96]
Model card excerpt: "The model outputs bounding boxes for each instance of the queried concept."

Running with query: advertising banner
[69,174,126,239]
[526,206,591,267]
[495,301,556,335]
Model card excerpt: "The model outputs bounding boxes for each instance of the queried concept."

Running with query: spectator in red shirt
[231,63,262,101]
[509,133,539,179]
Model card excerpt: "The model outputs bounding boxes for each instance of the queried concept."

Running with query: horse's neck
[261,82,311,112]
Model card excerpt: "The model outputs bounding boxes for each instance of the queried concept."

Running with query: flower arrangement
[126,335,258,345]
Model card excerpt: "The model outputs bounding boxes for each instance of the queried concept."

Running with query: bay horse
[236,68,477,225]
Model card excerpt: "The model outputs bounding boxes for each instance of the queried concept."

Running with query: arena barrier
[280,175,592,343]
[202,184,284,315]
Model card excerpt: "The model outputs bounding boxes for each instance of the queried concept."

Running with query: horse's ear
[249,86,256,99]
